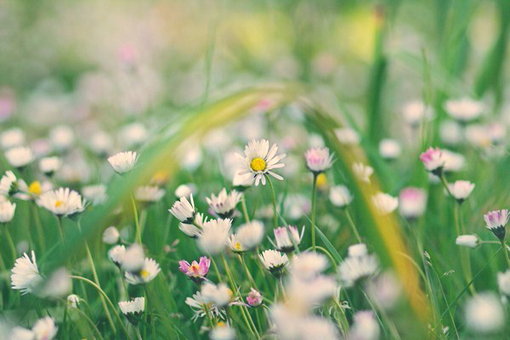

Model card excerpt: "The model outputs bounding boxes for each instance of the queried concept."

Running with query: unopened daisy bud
[125,258,161,285]
[484,209,509,241]
[67,294,80,308]
[107,151,138,174]
[39,156,61,177]
[419,147,444,175]
[237,139,286,186]
[169,194,196,223]
[274,226,302,253]
[259,249,289,277]
[179,256,210,283]
[201,283,233,308]
[246,288,262,307]
[497,270,510,296]
[455,235,480,248]
[329,185,352,208]
[121,244,145,272]
[198,218,232,255]
[464,293,504,333]
[0,170,18,196]
[236,220,265,250]
[0,200,16,223]
[108,245,126,267]
[352,162,373,183]
[399,187,427,219]
[448,180,475,203]
[102,226,120,244]
[119,297,145,325]
[206,189,242,218]
[5,146,33,169]
[305,147,333,174]
[372,192,398,215]
[379,139,401,160]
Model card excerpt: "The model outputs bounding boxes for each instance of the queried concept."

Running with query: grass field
[0,0,509,339]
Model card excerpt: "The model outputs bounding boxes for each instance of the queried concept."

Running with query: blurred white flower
[198,218,231,255]
[39,156,61,176]
[497,270,510,296]
[32,317,58,340]
[89,130,113,155]
[372,192,398,215]
[120,244,145,272]
[329,185,353,208]
[174,183,196,198]
[108,245,126,267]
[49,125,74,151]
[439,120,463,146]
[448,180,475,203]
[206,189,242,218]
[125,258,161,285]
[232,170,254,188]
[379,139,401,160]
[169,194,196,223]
[455,235,480,248]
[352,163,373,183]
[237,139,286,186]
[37,188,86,217]
[339,251,378,287]
[445,97,484,122]
[464,293,505,333]
[259,249,288,276]
[348,311,379,340]
[236,220,265,250]
[402,101,433,126]
[1,128,25,149]
[274,226,302,253]
[11,251,42,295]
[0,200,16,223]
[102,226,120,244]
[5,146,34,168]
[67,294,80,308]
[399,187,427,219]
[210,323,236,340]
[135,185,165,203]
[82,184,108,205]
[305,147,333,174]
[366,271,401,309]
[290,252,328,281]
[39,268,71,298]
[419,147,444,174]
[442,149,465,172]
[201,282,232,308]
[119,122,148,148]
[335,127,360,145]
[108,151,138,174]
[348,243,368,257]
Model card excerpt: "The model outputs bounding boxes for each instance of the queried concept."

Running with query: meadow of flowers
[1,0,510,339]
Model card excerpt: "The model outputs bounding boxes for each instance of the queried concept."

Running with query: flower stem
[4,225,17,263]
[311,174,318,251]
[31,204,46,252]
[501,240,510,268]
[265,175,278,230]
[439,173,452,197]
[344,208,362,243]
[454,203,475,295]
[238,254,257,289]
[130,194,142,244]
[241,195,251,223]
[56,216,65,244]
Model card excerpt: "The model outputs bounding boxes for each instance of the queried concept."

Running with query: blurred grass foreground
[0,0,510,339]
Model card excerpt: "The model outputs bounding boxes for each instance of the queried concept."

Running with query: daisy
[201,282,233,308]
[198,218,231,255]
[5,146,34,169]
[419,147,444,175]
[206,188,242,218]
[185,292,224,322]
[11,251,42,295]
[0,199,16,223]
[305,147,333,174]
[372,192,398,215]
[37,188,86,217]
[0,127,25,149]
[455,235,480,248]
[352,162,373,183]
[398,187,427,219]
[32,316,58,340]
[120,244,145,272]
[82,184,107,205]
[329,185,352,208]
[49,125,75,151]
[179,256,210,283]
[349,311,380,340]
[464,293,504,333]
[107,151,138,174]
[484,209,509,241]
[379,139,401,160]
[0,170,18,196]
[237,139,286,186]
[236,220,265,250]
[169,195,196,223]
[119,297,145,325]
[125,258,161,285]
[210,323,236,340]
[274,226,302,253]
[338,252,378,287]
[497,270,510,296]
[290,252,329,281]
[348,243,368,257]
[445,97,484,122]
[135,185,165,203]
[227,234,246,254]
[448,180,475,203]
[259,249,289,277]
[102,226,120,244]
[108,245,126,267]
[39,156,61,177]
[246,288,262,307]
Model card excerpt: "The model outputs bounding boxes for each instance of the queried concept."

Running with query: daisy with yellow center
[37,188,86,217]
[125,258,161,285]
[237,139,286,186]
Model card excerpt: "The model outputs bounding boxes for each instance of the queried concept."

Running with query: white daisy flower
[236,220,265,250]
[227,234,246,254]
[237,139,286,186]
[329,185,353,208]
[0,170,18,196]
[290,252,329,281]
[169,194,196,223]
[107,151,138,174]
[11,251,42,295]
[274,226,302,253]
[379,139,401,160]
[448,180,475,203]
[135,185,165,203]
[464,293,505,333]
[119,297,145,325]
[372,192,398,215]
[210,323,236,340]
[197,218,232,255]
[206,188,242,218]
[348,243,368,257]
[32,316,58,340]
[108,245,126,267]
[445,97,484,122]
[349,311,380,340]
[259,249,289,277]
[201,282,232,308]
[338,252,378,287]
[497,270,510,296]
[0,199,16,223]
[456,235,480,248]
[125,258,161,285]
[37,188,86,217]
[82,184,108,205]
[305,147,334,174]
[39,156,61,176]
[120,244,145,272]
[352,162,373,183]
[102,226,120,244]
[5,146,34,169]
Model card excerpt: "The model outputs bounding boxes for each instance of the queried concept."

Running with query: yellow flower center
[55,200,64,207]
[217,321,226,327]
[189,263,200,275]
[316,173,328,188]
[250,157,266,172]
[28,181,42,195]
[234,242,242,251]
[140,269,149,278]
